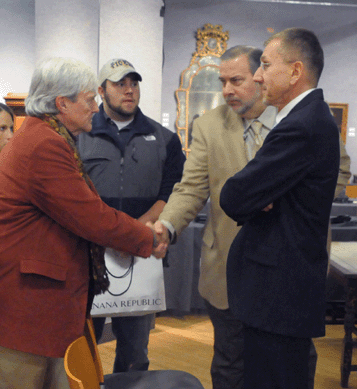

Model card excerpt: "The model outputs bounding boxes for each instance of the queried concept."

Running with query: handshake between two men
[147,221,171,259]
[147,203,274,259]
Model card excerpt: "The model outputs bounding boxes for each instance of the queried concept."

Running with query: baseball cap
[98,58,142,85]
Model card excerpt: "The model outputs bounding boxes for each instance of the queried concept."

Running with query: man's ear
[55,96,69,113]
[290,61,303,86]
[98,86,104,100]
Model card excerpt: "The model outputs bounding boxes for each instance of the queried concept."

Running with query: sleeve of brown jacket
[25,125,154,257]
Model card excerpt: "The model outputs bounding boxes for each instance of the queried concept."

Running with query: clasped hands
[148,199,272,258]
[147,221,170,259]
[149,202,273,258]
[147,202,272,258]
[146,202,273,258]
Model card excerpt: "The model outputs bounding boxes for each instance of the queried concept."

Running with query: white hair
[25,57,98,117]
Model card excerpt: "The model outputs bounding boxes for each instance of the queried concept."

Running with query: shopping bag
[91,248,166,317]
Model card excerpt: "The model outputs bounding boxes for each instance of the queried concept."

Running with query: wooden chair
[64,317,205,389]
[65,335,101,389]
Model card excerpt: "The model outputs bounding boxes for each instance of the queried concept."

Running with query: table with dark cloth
[163,222,206,313]
[331,216,357,242]
[331,202,357,217]
[329,242,357,387]
[326,212,357,305]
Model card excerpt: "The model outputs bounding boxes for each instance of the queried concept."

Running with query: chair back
[64,335,100,389]
[65,316,205,389]
[84,317,105,383]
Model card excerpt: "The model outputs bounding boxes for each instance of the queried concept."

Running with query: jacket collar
[90,104,154,138]
[288,88,323,116]
[275,88,320,125]
[223,104,244,131]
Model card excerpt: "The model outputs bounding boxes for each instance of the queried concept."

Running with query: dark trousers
[309,340,317,389]
[205,300,244,389]
[243,325,311,389]
[93,314,153,373]
[205,300,317,389]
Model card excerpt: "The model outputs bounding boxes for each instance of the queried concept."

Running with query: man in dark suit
[220,28,340,389]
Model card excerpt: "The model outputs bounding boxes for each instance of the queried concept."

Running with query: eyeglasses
[260,62,270,71]
[260,59,298,71]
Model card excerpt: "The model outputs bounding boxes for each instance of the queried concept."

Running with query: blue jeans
[93,314,153,373]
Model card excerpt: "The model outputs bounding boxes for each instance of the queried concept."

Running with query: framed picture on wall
[328,103,348,144]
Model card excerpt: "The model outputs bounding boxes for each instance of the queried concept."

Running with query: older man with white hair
[0,57,166,389]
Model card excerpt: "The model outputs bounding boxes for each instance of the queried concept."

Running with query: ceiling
[165,0,357,8]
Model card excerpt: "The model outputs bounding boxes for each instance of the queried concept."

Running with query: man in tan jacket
[155,45,350,389]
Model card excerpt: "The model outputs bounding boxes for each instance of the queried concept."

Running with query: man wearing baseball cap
[78,58,185,373]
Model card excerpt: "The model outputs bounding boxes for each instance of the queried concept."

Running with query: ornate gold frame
[328,103,348,144]
[175,24,229,156]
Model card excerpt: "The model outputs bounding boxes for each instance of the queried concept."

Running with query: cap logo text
[111,59,133,69]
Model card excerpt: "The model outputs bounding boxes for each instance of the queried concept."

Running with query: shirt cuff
[160,219,176,244]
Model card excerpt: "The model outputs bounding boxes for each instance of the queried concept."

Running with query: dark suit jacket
[0,117,153,358]
[220,89,340,338]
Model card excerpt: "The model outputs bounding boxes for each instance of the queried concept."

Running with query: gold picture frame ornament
[175,24,229,156]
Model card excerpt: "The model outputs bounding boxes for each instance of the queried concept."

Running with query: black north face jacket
[78,104,185,219]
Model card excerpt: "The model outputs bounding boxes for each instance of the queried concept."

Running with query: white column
[99,0,164,122]
[35,0,100,73]
[0,2,35,100]
[34,0,164,122]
